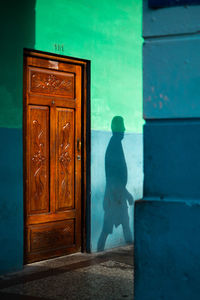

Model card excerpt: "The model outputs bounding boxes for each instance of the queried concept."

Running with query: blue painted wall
[134,1,200,299]
[143,1,200,37]
[0,128,23,274]
[143,39,200,119]
[135,200,200,300]
[144,120,200,199]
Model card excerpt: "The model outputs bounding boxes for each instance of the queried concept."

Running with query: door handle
[77,139,81,152]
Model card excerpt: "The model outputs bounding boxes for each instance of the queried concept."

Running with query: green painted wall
[0,1,35,129]
[1,0,143,133]
[35,0,143,133]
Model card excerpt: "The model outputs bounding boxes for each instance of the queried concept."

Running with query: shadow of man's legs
[97,116,133,251]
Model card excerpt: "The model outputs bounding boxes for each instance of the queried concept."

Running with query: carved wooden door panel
[24,52,82,263]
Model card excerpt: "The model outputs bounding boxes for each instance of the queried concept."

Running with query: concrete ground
[0,245,134,300]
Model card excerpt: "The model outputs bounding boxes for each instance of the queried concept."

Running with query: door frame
[23,48,90,263]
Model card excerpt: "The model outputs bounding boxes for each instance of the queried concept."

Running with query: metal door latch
[77,139,81,152]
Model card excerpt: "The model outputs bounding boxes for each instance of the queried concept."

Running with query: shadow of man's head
[111,116,125,140]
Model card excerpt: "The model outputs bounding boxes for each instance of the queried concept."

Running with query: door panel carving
[56,108,75,211]
[29,67,75,98]
[28,105,49,215]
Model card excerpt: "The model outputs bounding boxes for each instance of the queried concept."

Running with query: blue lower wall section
[134,199,200,300]
[0,128,23,275]
[91,130,143,252]
[144,120,200,200]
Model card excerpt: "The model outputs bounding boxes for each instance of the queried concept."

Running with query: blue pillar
[134,1,200,299]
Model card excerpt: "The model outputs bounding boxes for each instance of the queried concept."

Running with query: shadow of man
[97,116,133,251]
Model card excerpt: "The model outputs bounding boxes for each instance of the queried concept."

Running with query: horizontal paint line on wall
[144,31,200,42]
[144,118,200,125]
[149,0,200,9]
[142,197,200,205]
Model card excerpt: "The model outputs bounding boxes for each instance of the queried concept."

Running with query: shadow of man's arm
[125,189,134,205]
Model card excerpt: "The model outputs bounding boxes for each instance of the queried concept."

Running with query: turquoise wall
[0,0,143,274]
[134,1,200,299]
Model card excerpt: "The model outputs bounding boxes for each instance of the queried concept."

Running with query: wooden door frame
[23,48,90,262]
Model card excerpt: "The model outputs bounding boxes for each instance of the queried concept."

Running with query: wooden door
[23,51,85,263]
